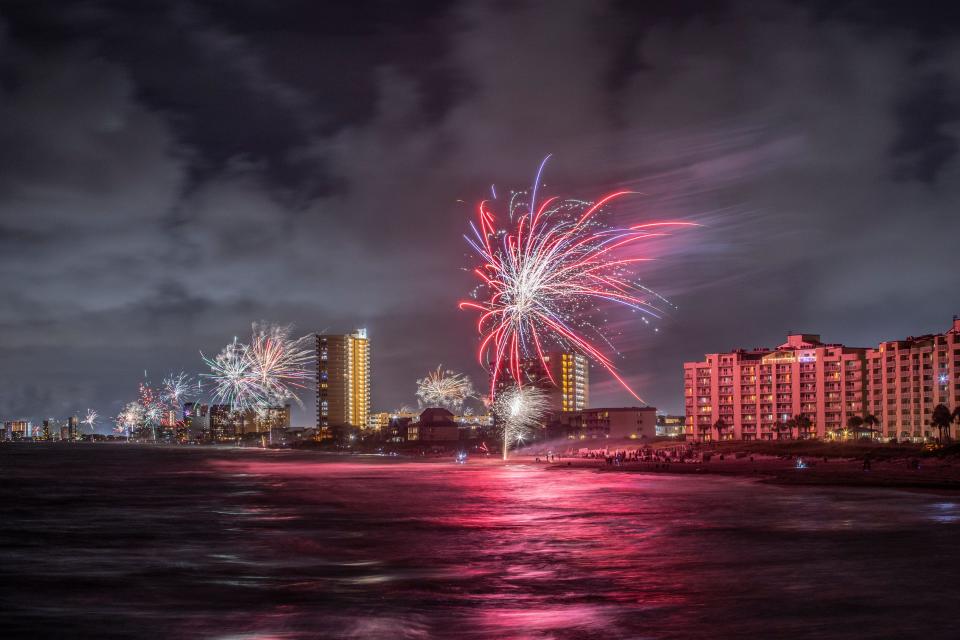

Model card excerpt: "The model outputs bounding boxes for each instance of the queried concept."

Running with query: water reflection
[0,446,957,639]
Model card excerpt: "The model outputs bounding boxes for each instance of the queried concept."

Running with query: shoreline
[7,442,960,491]
[534,455,960,491]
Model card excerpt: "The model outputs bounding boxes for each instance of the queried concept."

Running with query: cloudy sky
[2,0,959,428]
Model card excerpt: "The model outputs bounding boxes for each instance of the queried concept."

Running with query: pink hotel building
[684,317,960,441]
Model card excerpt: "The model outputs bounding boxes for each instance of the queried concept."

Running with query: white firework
[493,385,550,460]
[82,409,98,432]
[247,323,314,407]
[143,403,163,426]
[416,366,476,412]
[162,372,194,407]
[115,401,145,437]
[201,324,314,412]
[201,337,264,412]
[138,382,164,428]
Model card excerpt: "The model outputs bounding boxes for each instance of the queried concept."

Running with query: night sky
[2,1,959,428]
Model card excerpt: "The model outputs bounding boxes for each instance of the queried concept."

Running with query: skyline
[6,315,960,433]
[3,1,960,425]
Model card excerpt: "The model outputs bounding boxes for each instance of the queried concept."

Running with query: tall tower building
[317,329,371,430]
[491,350,589,413]
[547,351,590,412]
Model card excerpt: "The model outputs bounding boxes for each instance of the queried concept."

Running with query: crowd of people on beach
[527,444,935,476]
[532,445,703,468]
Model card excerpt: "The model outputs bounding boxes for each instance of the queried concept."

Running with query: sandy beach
[510,444,960,490]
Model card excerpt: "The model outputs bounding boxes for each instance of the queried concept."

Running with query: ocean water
[1,444,957,639]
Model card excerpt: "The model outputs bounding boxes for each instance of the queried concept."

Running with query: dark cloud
[1,1,959,428]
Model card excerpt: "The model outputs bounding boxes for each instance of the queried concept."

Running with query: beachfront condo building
[683,317,960,442]
[317,329,371,431]
[867,319,960,440]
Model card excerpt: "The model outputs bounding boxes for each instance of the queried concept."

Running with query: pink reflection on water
[206,456,695,636]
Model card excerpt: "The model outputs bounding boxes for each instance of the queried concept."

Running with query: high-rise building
[866,317,960,440]
[546,351,589,412]
[209,404,235,441]
[183,402,210,442]
[3,421,30,440]
[684,333,868,441]
[491,350,589,413]
[317,329,371,430]
[683,318,960,442]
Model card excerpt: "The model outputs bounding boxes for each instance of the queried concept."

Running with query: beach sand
[522,453,960,490]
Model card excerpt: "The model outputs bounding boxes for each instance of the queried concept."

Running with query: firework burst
[460,156,696,401]
[201,337,264,412]
[82,409,98,432]
[416,366,476,412]
[201,324,314,412]
[140,382,165,432]
[162,372,194,408]
[115,401,145,438]
[247,323,314,407]
[493,385,550,460]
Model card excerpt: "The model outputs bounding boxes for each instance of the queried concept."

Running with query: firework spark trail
[460,157,697,401]
[247,323,314,408]
[114,376,169,440]
[115,401,144,439]
[82,409,98,433]
[140,382,165,433]
[162,372,194,408]
[416,366,476,412]
[201,337,265,412]
[201,324,314,413]
[493,385,550,460]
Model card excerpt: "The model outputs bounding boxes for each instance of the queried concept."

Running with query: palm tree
[770,420,781,441]
[784,418,797,441]
[953,407,960,443]
[931,404,952,445]
[713,417,727,442]
[795,413,812,440]
[846,415,864,441]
